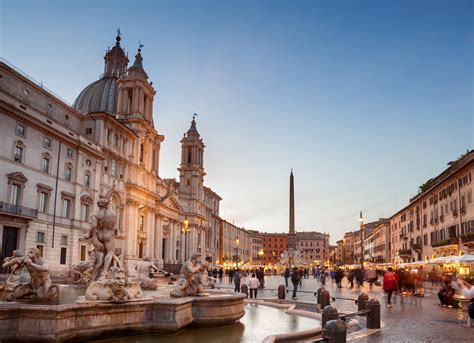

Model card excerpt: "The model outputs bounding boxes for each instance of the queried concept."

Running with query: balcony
[432,237,459,248]
[460,207,466,214]
[411,243,422,251]
[461,233,474,248]
[0,201,37,219]
[398,249,412,256]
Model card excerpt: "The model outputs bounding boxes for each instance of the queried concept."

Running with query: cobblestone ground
[218,274,474,342]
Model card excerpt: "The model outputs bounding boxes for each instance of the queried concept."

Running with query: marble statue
[10,247,60,300]
[77,196,144,302]
[1,250,30,292]
[84,266,143,302]
[170,253,205,298]
[135,256,160,290]
[279,249,305,268]
[83,196,117,283]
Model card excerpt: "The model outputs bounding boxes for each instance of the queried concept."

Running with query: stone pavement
[218,274,474,342]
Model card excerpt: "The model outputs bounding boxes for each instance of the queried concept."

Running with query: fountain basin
[0,292,246,342]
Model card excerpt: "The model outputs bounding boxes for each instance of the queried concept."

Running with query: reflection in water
[91,303,319,343]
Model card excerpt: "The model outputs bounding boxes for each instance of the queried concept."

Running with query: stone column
[155,215,162,262]
[147,209,154,257]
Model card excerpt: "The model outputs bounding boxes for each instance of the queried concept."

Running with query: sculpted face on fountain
[107,267,126,295]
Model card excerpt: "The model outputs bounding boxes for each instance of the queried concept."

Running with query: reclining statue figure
[11,247,59,301]
[170,253,205,298]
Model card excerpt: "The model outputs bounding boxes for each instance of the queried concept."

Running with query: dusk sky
[1,0,472,244]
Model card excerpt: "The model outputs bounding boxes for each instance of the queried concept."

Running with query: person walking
[291,267,301,299]
[383,267,397,307]
[284,268,290,288]
[248,273,260,299]
[335,268,344,288]
[233,269,242,292]
[320,269,326,286]
[218,268,223,284]
[365,267,377,290]
[348,270,355,289]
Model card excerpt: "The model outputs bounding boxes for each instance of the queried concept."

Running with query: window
[9,184,21,205]
[104,159,108,172]
[38,192,48,212]
[60,247,67,265]
[61,235,68,246]
[119,164,124,179]
[85,159,92,167]
[140,143,144,163]
[67,148,73,158]
[113,134,119,147]
[65,164,73,181]
[81,203,90,222]
[43,137,52,149]
[468,191,472,205]
[111,160,116,176]
[107,129,112,144]
[42,156,50,173]
[14,144,24,163]
[85,128,92,134]
[37,231,46,243]
[16,123,26,137]
[139,215,144,231]
[80,245,86,261]
[84,173,91,188]
[62,198,72,218]
[186,179,191,186]
[187,147,192,164]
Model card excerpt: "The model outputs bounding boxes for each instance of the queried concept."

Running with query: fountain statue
[279,249,305,268]
[76,196,143,302]
[84,266,142,302]
[170,253,206,297]
[134,256,160,290]
[9,247,60,301]
[1,250,31,293]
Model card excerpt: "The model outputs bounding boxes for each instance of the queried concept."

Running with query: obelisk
[288,169,297,249]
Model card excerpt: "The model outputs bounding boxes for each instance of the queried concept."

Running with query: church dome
[72,77,118,114]
[73,32,128,115]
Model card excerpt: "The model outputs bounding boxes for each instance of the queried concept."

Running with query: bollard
[316,287,325,304]
[322,319,347,343]
[322,305,338,329]
[366,298,381,329]
[320,289,330,310]
[357,293,369,316]
[241,284,249,297]
[278,285,286,300]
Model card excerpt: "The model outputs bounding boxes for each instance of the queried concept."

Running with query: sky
[1,0,472,244]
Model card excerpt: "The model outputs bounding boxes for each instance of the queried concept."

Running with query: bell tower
[178,115,206,213]
[116,46,156,125]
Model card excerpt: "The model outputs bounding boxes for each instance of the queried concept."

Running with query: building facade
[391,151,474,262]
[296,231,329,266]
[0,35,223,275]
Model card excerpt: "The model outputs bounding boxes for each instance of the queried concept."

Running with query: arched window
[84,171,92,188]
[140,143,144,163]
[64,163,73,182]
[41,152,51,173]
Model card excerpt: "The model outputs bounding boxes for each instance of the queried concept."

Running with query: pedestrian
[248,273,260,299]
[383,267,397,307]
[354,267,364,288]
[233,269,241,292]
[457,278,474,327]
[365,267,377,290]
[321,269,326,286]
[284,268,290,288]
[291,267,301,299]
[218,268,223,284]
[348,270,354,289]
[228,268,234,284]
[298,268,303,286]
[335,268,344,288]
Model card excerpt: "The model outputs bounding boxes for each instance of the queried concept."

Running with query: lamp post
[235,237,240,268]
[182,217,190,261]
[359,211,364,269]
[258,248,264,267]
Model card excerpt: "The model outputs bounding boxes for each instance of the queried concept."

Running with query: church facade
[0,34,221,274]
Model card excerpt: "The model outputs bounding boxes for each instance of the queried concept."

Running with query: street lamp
[182,217,190,260]
[235,237,240,268]
[359,211,364,269]
[258,249,264,266]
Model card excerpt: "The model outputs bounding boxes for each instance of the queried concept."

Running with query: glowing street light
[359,211,364,269]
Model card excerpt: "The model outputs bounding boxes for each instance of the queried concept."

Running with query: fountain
[0,196,246,342]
